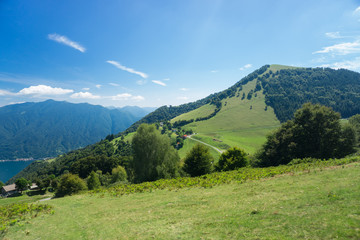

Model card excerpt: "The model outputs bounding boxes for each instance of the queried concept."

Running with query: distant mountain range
[0,100,154,160]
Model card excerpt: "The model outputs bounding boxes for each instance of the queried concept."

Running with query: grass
[0,191,52,207]
[171,104,216,122]
[178,138,220,162]
[3,159,359,239]
[177,79,280,154]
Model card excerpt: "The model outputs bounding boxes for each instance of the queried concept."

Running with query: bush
[215,147,248,171]
[111,166,128,183]
[56,173,87,197]
[87,171,101,190]
[183,144,213,177]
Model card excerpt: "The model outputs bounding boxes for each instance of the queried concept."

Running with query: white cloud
[354,6,360,14]
[319,57,360,70]
[180,88,189,91]
[106,60,148,79]
[18,85,73,96]
[0,89,15,96]
[210,70,218,73]
[82,87,90,91]
[109,83,120,87]
[132,95,145,101]
[111,93,144,101]
[163,78,170,81]
[152,80,166,86]
[325,32,343,39]
[95,84,102,89]
[136,80,147,85]
[239,64,252,70]
[314,40,360,55]
[70,92,101,99]
[48,33,86,53]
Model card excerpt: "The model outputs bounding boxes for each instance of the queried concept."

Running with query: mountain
[10,65,360,183]
[0,100,153,160]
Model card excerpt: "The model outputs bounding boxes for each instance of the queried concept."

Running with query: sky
[1,0,360,108]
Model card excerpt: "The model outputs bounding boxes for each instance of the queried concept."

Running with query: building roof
[2,184,16,192]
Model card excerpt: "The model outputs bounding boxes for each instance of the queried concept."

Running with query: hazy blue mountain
[0,100,152,160]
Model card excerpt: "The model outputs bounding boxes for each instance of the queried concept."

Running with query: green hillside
[2,159,359,239]
[173,77,280,154]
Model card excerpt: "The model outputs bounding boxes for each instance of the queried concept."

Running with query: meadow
[1,156,359,239]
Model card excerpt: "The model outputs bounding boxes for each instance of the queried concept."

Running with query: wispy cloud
[48,33,86,53]
[95,84,102,89]
[239,64,252,70]
[354,6,360,14]
[313,40,360,55]
[71,92,101,99]
[319,57,360,70]
[325,32,343,39]
[210,70,218,73]
[152,80,166,86]
[82,87,90,91]
[163,78,170,81]
[106,60,148,79]
[180,88,189,91]
[109,83,120,87]
[18,85,73,96]
[0,89,15,96]
[111,93,144,101]
[136,80,147,85]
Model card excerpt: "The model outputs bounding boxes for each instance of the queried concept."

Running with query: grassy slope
[173,78,280,154]
[4,162,360,239]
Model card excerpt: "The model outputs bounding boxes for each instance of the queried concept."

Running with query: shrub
[183,144,213,177]
[87,171,101,190]
[111,166,128,183]
[55,173,87,197]
[215,147,248,171]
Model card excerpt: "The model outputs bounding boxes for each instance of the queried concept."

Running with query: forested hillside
[0,100,151,160]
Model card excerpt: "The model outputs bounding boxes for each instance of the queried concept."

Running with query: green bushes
[56,173,87,197]
[183,144,213,177]
[215,147,248,171]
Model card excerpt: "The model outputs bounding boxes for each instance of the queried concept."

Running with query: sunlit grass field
[3,160,359,239]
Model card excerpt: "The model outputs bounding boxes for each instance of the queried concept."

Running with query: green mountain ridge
[0,100,151,160]
[10,64,360,183]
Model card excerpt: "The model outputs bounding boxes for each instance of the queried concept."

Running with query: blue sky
[1,0,360,108]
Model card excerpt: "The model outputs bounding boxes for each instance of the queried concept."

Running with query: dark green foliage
[215,147,248,171]
[241,92,245,100]
[0,100,149,160]
[15,178,28,192]
[260,67,360,122]
[111,166,128,183]
[132,124,180,183]
[87,171,101,190]
[183,144,213,177]
[257,103,357,167]
[56,173,87,197]
[247,90,254,100]
[349,114,360,146]
[0,181,4,188]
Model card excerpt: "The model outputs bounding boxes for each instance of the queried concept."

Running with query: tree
[215,147,248,171]
[349,114,360,146]
[111,166,128,183]
[87,171,101,190]
[183,144,213,177]
[56,173,87,197]
[0,181,4,188]
[257,103,356,167]
[15,178,28,193]
[132,124,180,183]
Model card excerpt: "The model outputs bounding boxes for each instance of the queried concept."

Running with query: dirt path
[187,135,224,154]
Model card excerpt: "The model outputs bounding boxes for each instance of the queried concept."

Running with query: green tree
[183,144,213,177]
[87,171,101,190]
[349,114,360,146]
[0,181,4,188]
[215,147,248,171]
[111,166,128,183]
[56,173,87,197]
[132,124,180,183]
[15,178,28,193]
[257,103,356,167]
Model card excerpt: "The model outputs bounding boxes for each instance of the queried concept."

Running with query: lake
[0,160,35,183]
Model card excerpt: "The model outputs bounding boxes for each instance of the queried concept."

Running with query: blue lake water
[0,160,35,183]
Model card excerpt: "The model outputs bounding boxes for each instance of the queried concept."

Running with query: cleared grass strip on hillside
[93,156,360,197]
